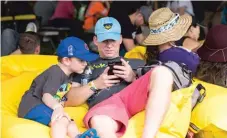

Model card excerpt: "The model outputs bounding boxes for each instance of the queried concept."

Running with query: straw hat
[143,8,192,46]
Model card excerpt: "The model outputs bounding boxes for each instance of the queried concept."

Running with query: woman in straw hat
[143,8,201,74]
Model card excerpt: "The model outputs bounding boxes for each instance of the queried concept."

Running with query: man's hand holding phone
[93,67,120,90]
[112,58,136,83]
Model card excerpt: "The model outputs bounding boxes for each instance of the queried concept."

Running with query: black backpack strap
[195,84,206,103]
[189,83,206,133]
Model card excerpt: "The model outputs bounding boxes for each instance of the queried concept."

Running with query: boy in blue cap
[18,37,99,138]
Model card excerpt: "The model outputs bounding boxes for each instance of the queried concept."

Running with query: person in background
[196,25,227,88]
[109,1,152,56]
[49,1,84,38]
[83,1,110,32]
[34,1,58,26]
[1,24,40,56]
[11,32,41,55]
[167,0,194,16]
[1,28,20,56]
[175,17,201,52]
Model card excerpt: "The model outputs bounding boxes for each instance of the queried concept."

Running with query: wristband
[88,81,98,92]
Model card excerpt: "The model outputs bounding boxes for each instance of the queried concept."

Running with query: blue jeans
[1,28,19,56]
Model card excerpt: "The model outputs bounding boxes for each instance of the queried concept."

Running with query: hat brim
[197,43,227,62]
[75,51,99,62]
[143,14,192,46]
[97,32,121,42]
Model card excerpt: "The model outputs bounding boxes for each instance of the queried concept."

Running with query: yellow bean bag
[1,55,202,138]
[190,79,227,138]
[1,55,58,81]
[124,46,146,60]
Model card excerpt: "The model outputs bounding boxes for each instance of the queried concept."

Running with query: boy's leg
[50,116,70,138]
[90,115,119,138]
[142,66,173,138]
[67,120,80,138]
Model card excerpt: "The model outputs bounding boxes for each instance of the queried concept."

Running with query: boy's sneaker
[25,22,37,33]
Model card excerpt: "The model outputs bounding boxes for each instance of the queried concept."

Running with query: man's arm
[65,67,121,107]
[122,38,136,52]
[135,33,146,45]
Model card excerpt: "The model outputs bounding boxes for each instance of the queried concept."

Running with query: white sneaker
[25,22,37,33]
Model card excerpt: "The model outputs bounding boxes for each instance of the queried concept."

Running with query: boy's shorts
[84,70,152,136]
[24,104,53,126]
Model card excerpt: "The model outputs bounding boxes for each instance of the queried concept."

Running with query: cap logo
[84,43,89,50]
[68,45,73,56]
[103,23,113,30]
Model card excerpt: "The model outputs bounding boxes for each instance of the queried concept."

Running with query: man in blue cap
[67,17,173,138]
[18,37,99,138]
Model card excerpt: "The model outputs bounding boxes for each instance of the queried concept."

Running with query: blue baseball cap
[57,37,99,62]
[95,17,121,42]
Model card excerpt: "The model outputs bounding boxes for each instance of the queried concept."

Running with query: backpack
[137,60,193,90]
[136,60,206,109]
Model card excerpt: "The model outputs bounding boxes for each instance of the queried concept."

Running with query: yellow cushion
[194,124,227,138]
[190,79,227,137]
[1,55,198,138]
[1,55,58,81]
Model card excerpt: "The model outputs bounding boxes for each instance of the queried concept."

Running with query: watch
[88,81,98,93]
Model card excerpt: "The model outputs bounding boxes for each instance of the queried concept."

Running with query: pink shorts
[84,70,152,136]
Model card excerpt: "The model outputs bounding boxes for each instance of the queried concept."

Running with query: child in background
[83,1,110,31]
[18,37,99,138]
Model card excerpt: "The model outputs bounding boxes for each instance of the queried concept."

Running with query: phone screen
[107,61,122,76]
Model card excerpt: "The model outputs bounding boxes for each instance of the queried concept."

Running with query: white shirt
[167,1,194,16]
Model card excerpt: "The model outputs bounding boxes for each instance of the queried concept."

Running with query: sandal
[76,128,99,138]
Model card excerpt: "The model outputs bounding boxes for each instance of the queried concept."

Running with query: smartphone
[107,61,122,75]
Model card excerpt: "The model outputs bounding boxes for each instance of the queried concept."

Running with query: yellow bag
[1,55,198,138]
[190,79,227,138]
[123,84,201,138]
[194,124,227,138]
[124,46,146,60]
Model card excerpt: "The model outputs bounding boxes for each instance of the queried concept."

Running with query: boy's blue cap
[95,17,121,42]
[57,37,99,62]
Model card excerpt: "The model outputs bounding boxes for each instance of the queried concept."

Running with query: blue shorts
[24,104,53,126]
